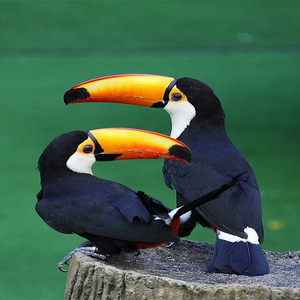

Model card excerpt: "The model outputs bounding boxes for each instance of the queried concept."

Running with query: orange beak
[86,128,191,164]
[64,74,176,108]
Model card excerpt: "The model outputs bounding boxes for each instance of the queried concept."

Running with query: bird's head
[38,128,191,179]
[64,74,225,138]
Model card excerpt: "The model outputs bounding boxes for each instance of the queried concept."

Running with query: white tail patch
[217,227,259,245]
[155,206,191,226]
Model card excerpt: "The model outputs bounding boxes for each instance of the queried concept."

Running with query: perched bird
[64,74,270,276]
[36,127,235,272]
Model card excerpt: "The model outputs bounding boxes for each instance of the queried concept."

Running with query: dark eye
[171,93,183,101]
[83,145,94,153]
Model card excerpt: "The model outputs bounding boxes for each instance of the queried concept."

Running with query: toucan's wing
[36,177,177,243]
[192,172,263,240]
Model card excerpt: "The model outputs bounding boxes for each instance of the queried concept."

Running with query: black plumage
[162,78,269,275]
[36,131,180,256]
[62,74,270,275]
[163,78,263,239]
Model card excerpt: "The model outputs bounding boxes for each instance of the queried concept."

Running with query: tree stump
[65,240,300,300]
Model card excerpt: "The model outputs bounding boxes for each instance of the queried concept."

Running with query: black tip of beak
[64,88,90,105]
[169,145,192,164]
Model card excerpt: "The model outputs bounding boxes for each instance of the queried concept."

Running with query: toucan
[63,74,270,276]
[36,127,235,272]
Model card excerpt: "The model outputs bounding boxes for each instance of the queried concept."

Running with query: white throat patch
[66,152,95,175]
[164,100,196,138]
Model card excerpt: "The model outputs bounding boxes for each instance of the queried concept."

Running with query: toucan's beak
[86,128,191,164]
[64,74,176,108]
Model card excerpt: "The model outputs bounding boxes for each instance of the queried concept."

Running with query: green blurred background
[1,1,299,299]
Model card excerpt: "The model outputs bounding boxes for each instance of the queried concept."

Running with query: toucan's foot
[165,242,174,248]
[134,249,141,256]
[165,242,176,248]
[58,246,107,272]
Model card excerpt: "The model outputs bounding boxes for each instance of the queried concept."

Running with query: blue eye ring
[83,145,94,153]
[171,93,183,101]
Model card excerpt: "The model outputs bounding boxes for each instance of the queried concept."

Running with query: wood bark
[65,240,300,300]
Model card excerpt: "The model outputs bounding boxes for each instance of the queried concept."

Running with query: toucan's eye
[83,145,94,154]
[171,93,183,101]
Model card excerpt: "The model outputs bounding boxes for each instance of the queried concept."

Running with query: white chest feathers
[164,100,196,138]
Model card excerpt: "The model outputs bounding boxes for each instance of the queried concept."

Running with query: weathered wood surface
[65,240,300,300]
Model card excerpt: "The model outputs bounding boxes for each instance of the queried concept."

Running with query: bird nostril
[64,88,90,104]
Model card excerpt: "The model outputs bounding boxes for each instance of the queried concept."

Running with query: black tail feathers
[207,238,269,276]
[136,191,171,220]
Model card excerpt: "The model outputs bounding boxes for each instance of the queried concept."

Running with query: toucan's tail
[207,236,269,276]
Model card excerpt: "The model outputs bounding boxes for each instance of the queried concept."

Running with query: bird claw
[134,249,141,256]
[165,241,180,248]
[57,246,107,272]
[165,242,175,248]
